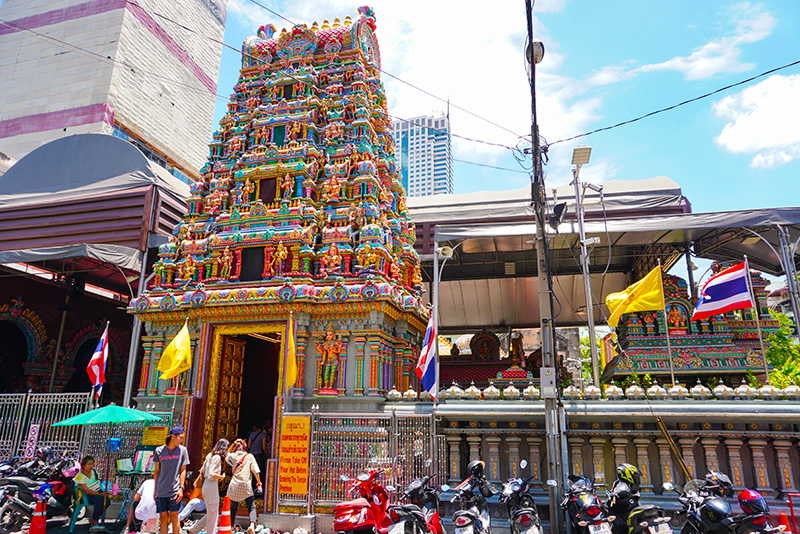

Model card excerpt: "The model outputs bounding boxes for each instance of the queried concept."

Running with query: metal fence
[293,411,438,511]
[0,392,92,461]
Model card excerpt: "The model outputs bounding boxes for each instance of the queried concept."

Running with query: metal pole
[744,256,770,383]
[658,260,677,385]
[525,2,563,531]
[48,292,71,392]
[573,168,600,387]
[433,239,440,402]
[123,249,149,407]
[685,245,697,303]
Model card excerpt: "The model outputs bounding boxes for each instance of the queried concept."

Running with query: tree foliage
[765,312,800,388]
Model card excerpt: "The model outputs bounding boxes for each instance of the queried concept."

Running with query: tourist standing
[153,427,190,534]
[187,438,229,534]
[247,423,268,488]
[226,439,261,534]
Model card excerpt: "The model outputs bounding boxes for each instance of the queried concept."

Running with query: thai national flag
[415,317,437,398]
[691,262,754,322]
[86,323,109,399]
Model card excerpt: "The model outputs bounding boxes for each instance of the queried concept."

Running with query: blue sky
[216,0,800,217]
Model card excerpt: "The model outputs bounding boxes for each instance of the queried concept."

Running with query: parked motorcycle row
[0,448,81,534]
[333,459,784,534]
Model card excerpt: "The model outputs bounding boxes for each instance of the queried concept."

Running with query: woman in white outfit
[190,438,229,534]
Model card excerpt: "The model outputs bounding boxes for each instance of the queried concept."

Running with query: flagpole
[658,259,677,386]
[744,256,770,384]
[170,318,187,420]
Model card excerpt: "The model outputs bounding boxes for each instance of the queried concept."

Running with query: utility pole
[524,2,565,532]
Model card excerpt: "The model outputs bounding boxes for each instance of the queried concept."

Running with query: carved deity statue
[668,305,685,328]
[317,325,343,390]
[242,179,255,204]
[181,256,195,287]
[271,243,288,276]
[321,243,342,276]
[281,173,294,199]
[219,247,233,279]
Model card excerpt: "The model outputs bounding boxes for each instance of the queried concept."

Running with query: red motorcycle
[335,468,392,534]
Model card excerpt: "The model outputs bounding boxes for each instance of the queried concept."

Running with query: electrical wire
[452,158,528,173]
[548,57,800,146]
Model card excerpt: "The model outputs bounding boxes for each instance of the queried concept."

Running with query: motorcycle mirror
[546,479,558,487]
[662,482,675,492]
[340,475,349,482]
[441,485,450,492]
[386,485,396,493]
[520,460,528,469]
[425,458,433,467]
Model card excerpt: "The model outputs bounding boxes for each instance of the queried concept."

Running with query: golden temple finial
[321,19,330,29]
[333,18,341,27]
[311,21,319,31]
[344,16,351,25]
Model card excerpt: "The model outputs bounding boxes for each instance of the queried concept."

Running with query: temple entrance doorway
[0,321,27,392]
[212,333,280,444]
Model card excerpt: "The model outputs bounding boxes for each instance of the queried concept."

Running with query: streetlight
[571,146,602,388]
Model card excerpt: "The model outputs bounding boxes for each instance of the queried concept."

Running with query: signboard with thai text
[277,415,310,495]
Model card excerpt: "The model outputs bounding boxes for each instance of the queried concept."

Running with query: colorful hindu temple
[129,6,428,460]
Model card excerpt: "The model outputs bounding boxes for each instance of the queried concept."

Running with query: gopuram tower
[130,7,428,453]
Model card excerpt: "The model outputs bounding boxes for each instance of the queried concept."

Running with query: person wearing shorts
[153,427,190,534]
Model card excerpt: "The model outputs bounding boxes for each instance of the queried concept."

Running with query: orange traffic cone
[779,512,793,533]
[218,496,232,534]
[30,500,46,534]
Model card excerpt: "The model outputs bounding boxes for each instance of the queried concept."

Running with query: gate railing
[283,411,437,513]
[0,392,92,461]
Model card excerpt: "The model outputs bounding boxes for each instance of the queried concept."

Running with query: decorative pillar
[367,335,382,396]
[467,435,482,464]
[353,336,366,396]
[507,436,522,479]
[138,337,155,396]
[655,438,675,486]
[773,440,798,494]
[701,437,720,472]
[612,437,629,466]
[294,329,310,396]
[748,439,772,493]
[447,435,463,484]
[724,438,746,490]
[527,436,543,488]
[679,437,698,480]
[336,332,349,394]
[589,437,607,484]
[149,335,164,395]
[633,437,654,492]
[486,434,502,483]
[569,437,585,477]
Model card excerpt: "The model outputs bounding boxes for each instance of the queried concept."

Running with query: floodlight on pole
[571,145,601,388]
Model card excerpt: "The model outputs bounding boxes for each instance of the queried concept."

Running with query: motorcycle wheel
[0,503,26,534]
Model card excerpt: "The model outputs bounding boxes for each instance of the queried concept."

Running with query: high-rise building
[0,0,228,181]
[392,114,453,196]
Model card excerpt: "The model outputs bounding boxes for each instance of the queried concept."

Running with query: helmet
[616,463,641,488]
[738,490,769,515]
[704,471,733,497]
[468,460,486,479]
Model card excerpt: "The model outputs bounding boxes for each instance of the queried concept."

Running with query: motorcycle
[450,460,497,534]
[387,471,446,534]
[728,489,785,534]
[334,467,393,534]
[561,474,614,534]
[670,471,734,534]
[626,504,673,534]
[499,460,541,534]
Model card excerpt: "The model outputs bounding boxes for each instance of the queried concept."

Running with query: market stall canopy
[422,196,800,332]
[52,402,162,426]
[0,134,189,297]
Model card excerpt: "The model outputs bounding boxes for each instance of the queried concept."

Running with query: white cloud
[636,3,775,80]
[713,74,800,168]
[225,0,600,166]
[586,65,634,87]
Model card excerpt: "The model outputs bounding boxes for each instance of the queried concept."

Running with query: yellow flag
[284,317,298,390]
[605,266,665,328]
[158,321,193,380]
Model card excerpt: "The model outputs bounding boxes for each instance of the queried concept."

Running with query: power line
[549,58,800,146]
[452,157,528,173]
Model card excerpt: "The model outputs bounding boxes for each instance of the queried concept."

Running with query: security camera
[436,246,453,259]
[584,183,603,193]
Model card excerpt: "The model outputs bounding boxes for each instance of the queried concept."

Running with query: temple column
[367,336,382,396]
[569,437,585,477]
[335,332,349,394]
[447,435,463,484]
[679,438,698,480]
[294,329,310,396]
[655,438,675,486]
[149,335,164,395]
[507,435,522,479]
[138,337,154,396]
[701,437,720,472]
[749,439,772,493]
[467,435,482,464]
[724,438,746,490]
[612,437,629,466]
[590,437,607,484]
[633,437,654,492]
[773,440,798,494]
[353,336,366,396]
[526,436,543,488]
[486,434,502,483]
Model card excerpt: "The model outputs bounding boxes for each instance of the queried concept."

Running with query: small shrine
[129,7,428,454]
[608,264,779,382]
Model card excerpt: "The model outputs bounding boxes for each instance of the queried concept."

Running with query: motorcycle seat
[0,477,40,489]
[334,497,370,512]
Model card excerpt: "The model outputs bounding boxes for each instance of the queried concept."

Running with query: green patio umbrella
[52,403,161,427]
[54,403,162,528]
